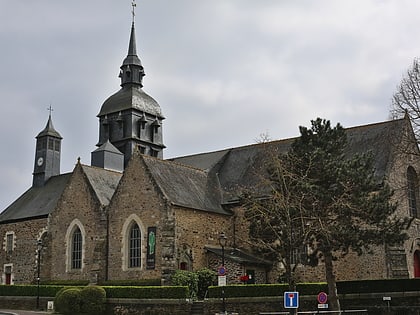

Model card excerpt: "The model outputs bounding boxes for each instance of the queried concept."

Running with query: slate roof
[81,165,122,206]
[1,118,410,222]
[0,173,72,223]
[141,155,228,214]
[171,118,410,203]
[98,86,163,118]
[0,165,122,224]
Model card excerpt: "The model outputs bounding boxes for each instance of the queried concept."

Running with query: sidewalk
[0,310,50,315]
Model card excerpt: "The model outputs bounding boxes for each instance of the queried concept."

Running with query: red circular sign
[317,292,328,304]
[218,266,226,276]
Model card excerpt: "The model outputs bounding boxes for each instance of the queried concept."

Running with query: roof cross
[131,0,136,23]
[47,105,53,117]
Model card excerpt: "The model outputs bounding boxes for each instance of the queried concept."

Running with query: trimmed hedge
[0,284,70,297]
[0,284,188,299]
[208,283,327,298]
[41,280,89,286]
[209,278,420,298]
[100,279,161,286]
[337,278,420,294]
[104,285,189,299]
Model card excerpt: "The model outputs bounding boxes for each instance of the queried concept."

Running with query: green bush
[80,286,106,315]
[55,287,82,315]
[104,285,189,299]
[171,270,198,298]
[196,268,217,299]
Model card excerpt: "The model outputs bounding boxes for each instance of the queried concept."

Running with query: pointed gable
[81,165,122,207]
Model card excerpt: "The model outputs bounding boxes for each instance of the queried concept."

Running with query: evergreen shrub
[54,287,82,315]
[80,286,106,315]
[171,270,197,298]
[196,268,217,299]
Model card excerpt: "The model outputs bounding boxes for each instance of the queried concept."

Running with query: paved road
[0,310,50,315]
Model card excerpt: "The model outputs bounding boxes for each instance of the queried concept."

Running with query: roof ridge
[143,154,208,173]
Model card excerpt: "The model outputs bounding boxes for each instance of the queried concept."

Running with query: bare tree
[391,58,420,151]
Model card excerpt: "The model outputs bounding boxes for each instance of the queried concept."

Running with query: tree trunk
[323,251,341,311]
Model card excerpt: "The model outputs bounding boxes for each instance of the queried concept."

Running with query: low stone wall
[205,292,420,315]
[106,298,191,315]
[0,296,53,311]
[0,292,419,314]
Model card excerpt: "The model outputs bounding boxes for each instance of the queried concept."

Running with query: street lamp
[36,239,43,309]
[219,232,227,315]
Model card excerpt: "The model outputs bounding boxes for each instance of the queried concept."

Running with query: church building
[0,12,419,286]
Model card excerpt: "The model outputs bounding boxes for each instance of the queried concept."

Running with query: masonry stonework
[107,155,169,283]
[0,218,48,284]
[48,163,107,283]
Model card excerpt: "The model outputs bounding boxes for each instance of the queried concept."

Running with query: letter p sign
[284,291,299,308]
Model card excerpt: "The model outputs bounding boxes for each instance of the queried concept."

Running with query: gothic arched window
[129,223,141,268]
[407,166,419,218]
[71,227,83,269]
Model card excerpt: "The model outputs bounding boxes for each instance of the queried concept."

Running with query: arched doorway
[414,250,420,278]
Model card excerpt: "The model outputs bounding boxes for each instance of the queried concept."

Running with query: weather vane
[131,0,136,23]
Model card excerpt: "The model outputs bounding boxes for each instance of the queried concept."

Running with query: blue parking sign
[284,291,299,308]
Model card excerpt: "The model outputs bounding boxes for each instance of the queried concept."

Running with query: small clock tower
[32,114,62,187]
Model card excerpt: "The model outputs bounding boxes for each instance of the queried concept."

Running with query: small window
[129,223,141,268]
[71,228,82,269]
[6,233,14,253]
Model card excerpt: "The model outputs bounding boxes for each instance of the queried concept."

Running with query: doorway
[414,250,420,277]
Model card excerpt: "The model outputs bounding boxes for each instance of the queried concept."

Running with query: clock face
[37,157,44,166]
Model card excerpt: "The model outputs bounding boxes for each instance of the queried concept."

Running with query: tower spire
[120,0,144,87]
[131,0,136,24]
[96,0,165,165]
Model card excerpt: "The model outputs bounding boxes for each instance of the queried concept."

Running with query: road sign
[317,291,328,304]
[318,304,329,309]
[218,266,226,276]
[284,291,299,308]
[218,275,226,286]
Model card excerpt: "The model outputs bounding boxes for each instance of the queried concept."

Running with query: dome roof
[98,86,163,117]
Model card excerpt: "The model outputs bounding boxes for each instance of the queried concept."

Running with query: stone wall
[174,207,231,271]
[48,163,107,283]
[107,155,170,282]
[0,218,48,285]
[0,293,419,314]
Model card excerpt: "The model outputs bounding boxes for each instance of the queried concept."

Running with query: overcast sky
[1,0,420,211]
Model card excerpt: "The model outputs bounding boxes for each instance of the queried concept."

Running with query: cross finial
[47,105,53,117]
[131,0,136,23]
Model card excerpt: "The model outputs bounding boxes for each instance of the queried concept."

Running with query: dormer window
[152,118,161,136]
[139,115,147,130]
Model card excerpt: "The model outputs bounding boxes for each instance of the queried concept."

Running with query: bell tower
[33,113,62,187]
[96,2,165,167]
